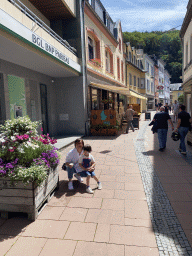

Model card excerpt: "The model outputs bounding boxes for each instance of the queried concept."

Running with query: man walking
[173,100,179,123]
[175,105,191,155]
[125,105,136,134]
[153,106,174,151]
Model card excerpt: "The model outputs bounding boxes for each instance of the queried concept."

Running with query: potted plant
[90,58,101,67]
[0,116,60,220]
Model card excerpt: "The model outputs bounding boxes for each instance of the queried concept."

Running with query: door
[40,84,48,134]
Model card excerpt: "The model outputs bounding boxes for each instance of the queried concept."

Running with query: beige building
[180,0,192,144]
[125,43,147,112]
[170,84,183,104]
[180,0,192,116]
[84,0,129,124]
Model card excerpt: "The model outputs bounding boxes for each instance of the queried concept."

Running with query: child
[79,144,102,194]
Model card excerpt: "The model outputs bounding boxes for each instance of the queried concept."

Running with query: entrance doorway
[40,84,48,134]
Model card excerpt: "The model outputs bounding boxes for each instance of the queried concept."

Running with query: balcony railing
[8,0,77,55]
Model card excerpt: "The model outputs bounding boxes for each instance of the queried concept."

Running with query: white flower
[0,138,6,143]
[11,136,16,141]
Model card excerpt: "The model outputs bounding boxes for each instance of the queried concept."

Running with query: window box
[90,58,101,67]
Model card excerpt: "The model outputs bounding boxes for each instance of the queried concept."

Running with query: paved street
[0,112,192,256]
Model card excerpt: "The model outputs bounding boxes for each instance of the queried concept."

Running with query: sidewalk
[0,112,192,256]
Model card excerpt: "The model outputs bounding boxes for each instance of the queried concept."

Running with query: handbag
[62,163,66,170]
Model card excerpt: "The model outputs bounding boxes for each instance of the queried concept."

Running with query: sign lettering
[32,34,69,64]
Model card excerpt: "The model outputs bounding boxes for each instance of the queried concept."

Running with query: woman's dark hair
[180,105,186,111]
[74,139,84,147]
[83,144,92,152]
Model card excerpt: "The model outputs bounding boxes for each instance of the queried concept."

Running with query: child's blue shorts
[80,171,95,177]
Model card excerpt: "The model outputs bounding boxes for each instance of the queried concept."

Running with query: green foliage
[8,165,48,186]
[0,116,59,185]
[123,30,182,83]
[178,94,184,104]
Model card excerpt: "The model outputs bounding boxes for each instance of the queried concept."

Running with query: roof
[169,83,182,91]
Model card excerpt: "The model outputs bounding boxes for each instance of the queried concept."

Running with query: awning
[130,90,147,100]
[90,82,130,96]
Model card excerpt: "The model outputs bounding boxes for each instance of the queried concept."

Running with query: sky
[100,0,189,32]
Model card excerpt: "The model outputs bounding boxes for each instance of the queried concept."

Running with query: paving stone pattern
[134,121,192,256]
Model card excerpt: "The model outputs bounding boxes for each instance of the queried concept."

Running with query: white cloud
[106,2,187,32]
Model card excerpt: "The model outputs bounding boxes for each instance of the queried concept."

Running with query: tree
[123,30,182,83]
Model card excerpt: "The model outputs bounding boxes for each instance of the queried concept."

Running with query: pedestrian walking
[155,103,159,112]
[153,106,174,151]
[164,103,170,114]
[175,105,191,155]
[124,105,137,133]
[158,102,162,110]
[173,100,179,123]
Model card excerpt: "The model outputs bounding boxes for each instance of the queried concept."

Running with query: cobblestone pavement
[0,112,192,256]
[135,120,192,256]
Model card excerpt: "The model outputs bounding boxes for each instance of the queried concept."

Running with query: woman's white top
[66,148,84,173]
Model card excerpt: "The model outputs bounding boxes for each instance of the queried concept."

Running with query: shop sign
[157,86,164,90]
[32,34,69,65]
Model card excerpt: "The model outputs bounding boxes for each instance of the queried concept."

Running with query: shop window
[91,88,99,110]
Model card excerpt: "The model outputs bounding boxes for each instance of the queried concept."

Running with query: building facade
[180,0,192,116]
[0,0,87,136]
[164,70,171,104]
[157,59,166,104]
[170,83,183,104]
[125,43,147,113]
[142,54,155,110]
[180,0,192,145]
[84,0,129,124]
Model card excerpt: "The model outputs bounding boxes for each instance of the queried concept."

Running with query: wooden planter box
[100,129,108,136]
[0,168,59,221]
[90,128,100,136]
[107,129,117,136]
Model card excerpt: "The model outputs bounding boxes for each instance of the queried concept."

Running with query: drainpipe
[79,0,89,134]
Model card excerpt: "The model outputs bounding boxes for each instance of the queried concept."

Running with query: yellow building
[84,0,129,124]
[125,43,147,112]
[170,84,183,104]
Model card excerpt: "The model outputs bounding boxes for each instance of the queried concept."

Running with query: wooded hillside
[123,31,182,84]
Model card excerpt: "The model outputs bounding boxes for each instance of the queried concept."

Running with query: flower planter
[107,128,117,136]
[100,129,108,136]
[90,128,100,136]
[0,167,59,221]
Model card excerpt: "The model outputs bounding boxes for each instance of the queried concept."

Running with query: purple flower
[0,170,6,175]
[6,163,14,169]
[0,158,3,164]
